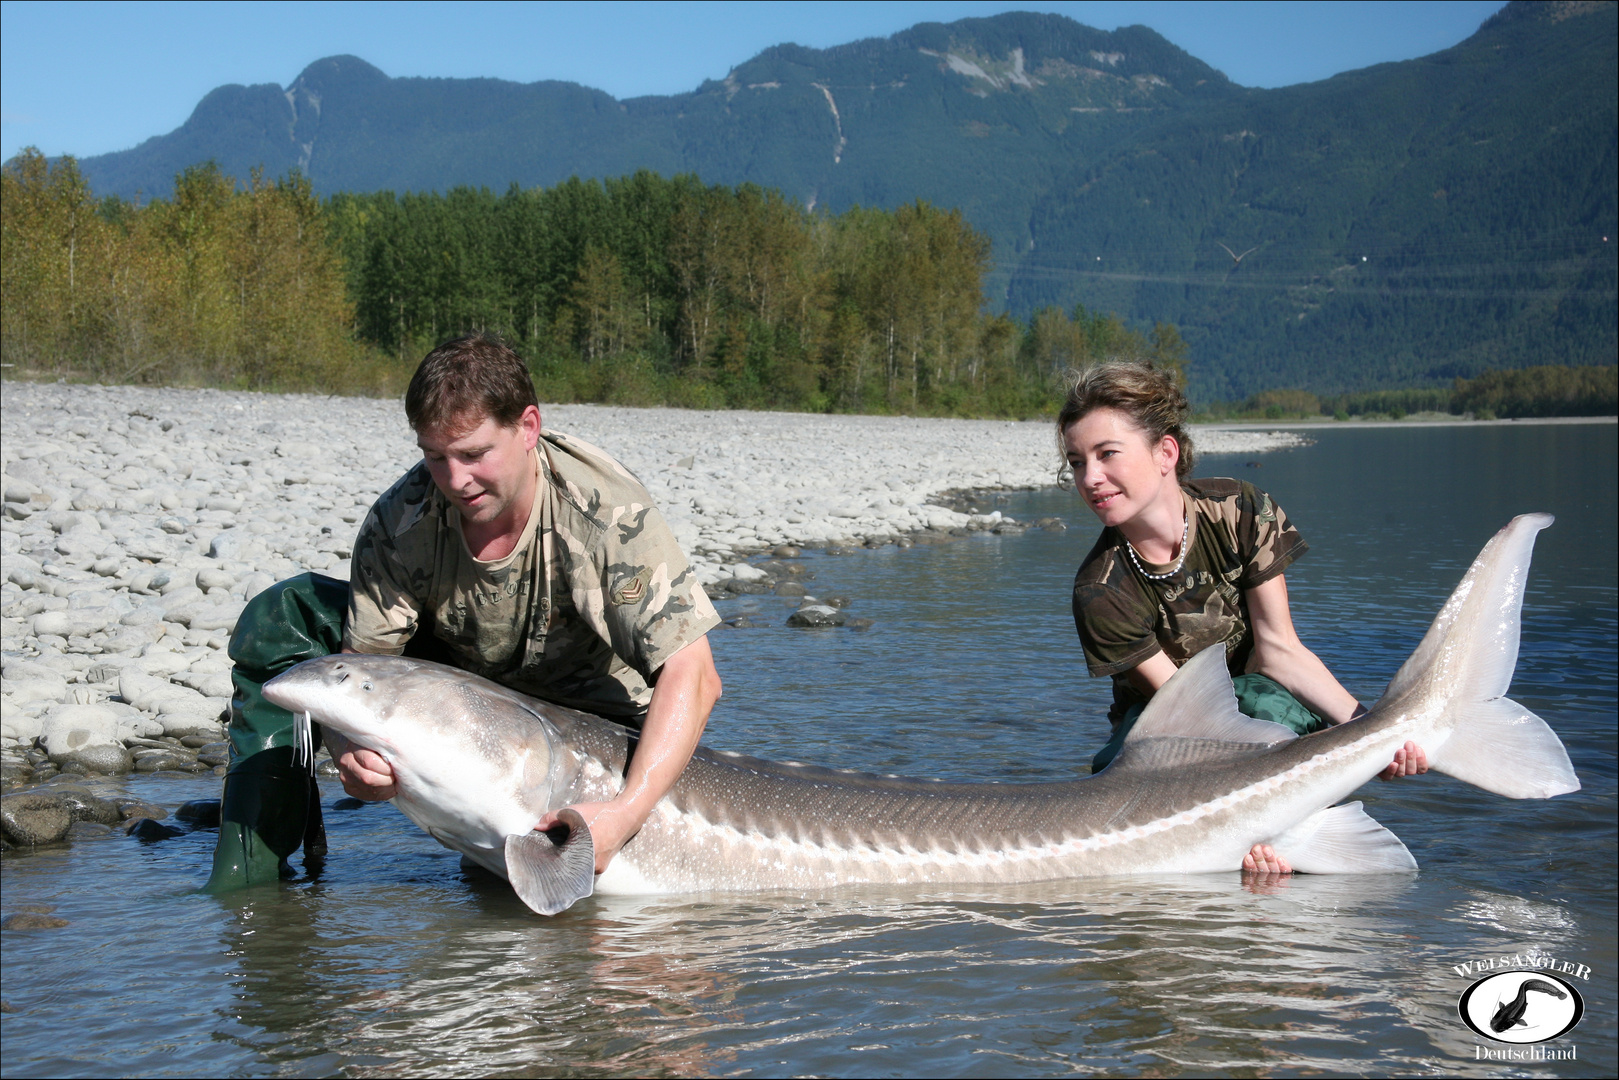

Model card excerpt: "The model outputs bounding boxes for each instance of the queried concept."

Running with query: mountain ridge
[50,2,1619,397]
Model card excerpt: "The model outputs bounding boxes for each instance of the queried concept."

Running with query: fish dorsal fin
[1123,645,1298,749]
[504,808,594,916]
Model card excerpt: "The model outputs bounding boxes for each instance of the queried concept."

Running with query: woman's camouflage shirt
[1072,478,1307,725]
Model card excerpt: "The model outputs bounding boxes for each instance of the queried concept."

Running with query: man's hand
[534,800,634,873]
[535,636,722,875]
[325,729,398,801]
[1377,740,1428,781]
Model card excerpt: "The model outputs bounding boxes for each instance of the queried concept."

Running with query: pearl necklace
[1123,511,1189,581]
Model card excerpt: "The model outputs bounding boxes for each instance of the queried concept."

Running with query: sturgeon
[262,514,1580,915]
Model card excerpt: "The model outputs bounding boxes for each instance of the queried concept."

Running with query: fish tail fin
[1382,514,1579,799]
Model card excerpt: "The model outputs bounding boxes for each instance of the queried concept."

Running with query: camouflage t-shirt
[1072,478,1307,725]
[345,430,720,721]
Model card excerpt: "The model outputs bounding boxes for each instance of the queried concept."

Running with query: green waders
[204,573,348,892]
[1090,672,1330,774]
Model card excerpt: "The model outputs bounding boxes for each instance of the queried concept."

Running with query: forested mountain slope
[1009,0,1618,397]
[67,2,1616,399]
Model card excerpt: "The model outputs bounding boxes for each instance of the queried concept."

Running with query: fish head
[263,654,565,815]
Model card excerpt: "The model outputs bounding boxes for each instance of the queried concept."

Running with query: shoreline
[2,381,1306,812]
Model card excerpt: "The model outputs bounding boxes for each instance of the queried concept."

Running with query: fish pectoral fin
[504,808,595,916]
[1268,801,1418,874]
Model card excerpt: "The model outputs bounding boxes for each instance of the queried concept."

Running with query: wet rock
[1,757,34,788]
[49,784,122,825]
[720,615,769,629]
[771,545,801,558]
[1,913,70,929]
[332,797,370,811]
[45,741,134,776]
[0,792,72,845]
[773,581,808,597]
[843,617,876,631]
[175,799,221,828]
[66,821,115,841]
[758,560,811,578]
[133,751,196,773]
[195,743,231,767]
[1035,517,1068,531]
[123,817,185,841]
[114,798,167,822]
[786,605,847,628]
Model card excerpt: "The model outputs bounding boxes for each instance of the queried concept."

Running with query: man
[207,336,722,889]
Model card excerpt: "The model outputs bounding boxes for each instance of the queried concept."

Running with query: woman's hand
[1377,740,1429,781]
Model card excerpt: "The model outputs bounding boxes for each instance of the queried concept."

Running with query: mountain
[66,2,1618,398]
[1008,0,1619,397]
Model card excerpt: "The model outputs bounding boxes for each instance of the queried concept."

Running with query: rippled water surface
[3,423,1615,1077]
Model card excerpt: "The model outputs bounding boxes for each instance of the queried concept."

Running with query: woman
[1059,362,1426,875]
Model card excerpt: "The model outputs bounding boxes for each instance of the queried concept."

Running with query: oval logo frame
[1458,970,1584,1043]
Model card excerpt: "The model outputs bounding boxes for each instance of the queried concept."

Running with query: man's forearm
[619,640,721,815]
[564,635,722,869]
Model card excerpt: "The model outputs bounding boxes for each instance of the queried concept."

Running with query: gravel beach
[0,379,1305,835]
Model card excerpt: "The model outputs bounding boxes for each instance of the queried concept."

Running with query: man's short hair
[405,335,539,434]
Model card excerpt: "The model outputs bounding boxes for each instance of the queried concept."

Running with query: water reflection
[205,864,1538,1077]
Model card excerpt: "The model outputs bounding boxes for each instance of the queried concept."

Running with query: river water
[3,422,1615,1077]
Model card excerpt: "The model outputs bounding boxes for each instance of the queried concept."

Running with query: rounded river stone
[0,793,73,845]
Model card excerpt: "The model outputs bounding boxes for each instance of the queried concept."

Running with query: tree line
[8,152,1607,420]
[1,150,393,394]
[1201,367,1617,421]
[3,152,1185,415]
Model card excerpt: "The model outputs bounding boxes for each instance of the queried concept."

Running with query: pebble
[1,381,1305,800]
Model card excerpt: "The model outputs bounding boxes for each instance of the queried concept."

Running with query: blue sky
[2,0,1505,162]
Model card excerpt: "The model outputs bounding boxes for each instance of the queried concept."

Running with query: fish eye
[362,680,373,692]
